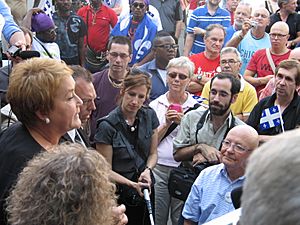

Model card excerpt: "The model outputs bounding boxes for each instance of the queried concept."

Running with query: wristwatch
[197,74,203,81]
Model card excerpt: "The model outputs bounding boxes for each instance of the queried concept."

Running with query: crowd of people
[1,0,300,225]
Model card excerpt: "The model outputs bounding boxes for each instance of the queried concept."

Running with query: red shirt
[246,49,291,94]
[78,4,117,52]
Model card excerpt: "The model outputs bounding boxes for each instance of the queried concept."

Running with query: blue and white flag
[259,105,283,130]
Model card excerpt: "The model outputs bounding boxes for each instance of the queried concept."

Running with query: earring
[45,118,50,124]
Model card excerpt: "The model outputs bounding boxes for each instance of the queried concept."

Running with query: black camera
[6,46,40,59]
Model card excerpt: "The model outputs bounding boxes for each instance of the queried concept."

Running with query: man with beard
[138,31,177,101]
[247,59,300,144]
[201,47,258,122]
[173,73,244,168]
[53,0,86,65]
[223,2,252,45]
[182,124,259,224]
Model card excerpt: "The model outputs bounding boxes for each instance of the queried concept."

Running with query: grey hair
[166,56,195,78]
[204,24,226,39]
[278,0,290,7]
[220,47,242,62]
[240,130,300,225]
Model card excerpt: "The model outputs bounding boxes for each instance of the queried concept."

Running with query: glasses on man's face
[168,72,189,80]
[132,2,146,9]
[269,33,288,39]
[155,44,179,50]
[222,139,250,153]
[109,52,130,59]
[220,59,239,66]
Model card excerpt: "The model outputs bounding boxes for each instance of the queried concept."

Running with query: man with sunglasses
[182,125,258,224]
[138,31,177,101]
[111,0,157,67]
[30,10,61,59]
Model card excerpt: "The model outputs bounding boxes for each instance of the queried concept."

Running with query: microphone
[18,51,40,60]
[143,188,155,225]
[231,186,243,209]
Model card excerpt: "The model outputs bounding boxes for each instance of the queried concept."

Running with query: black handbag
[168,166,197,201]
[168,162,216,201]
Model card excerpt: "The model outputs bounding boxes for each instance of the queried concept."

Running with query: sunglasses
[155,44,179,50]
[132,2,146,9]
[168,72,189,80]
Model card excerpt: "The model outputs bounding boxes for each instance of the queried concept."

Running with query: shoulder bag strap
[266,48,276,74]
[34,36,53,59]
[195,109,209,143]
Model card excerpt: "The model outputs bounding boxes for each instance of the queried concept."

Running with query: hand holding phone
[168,104,183,113]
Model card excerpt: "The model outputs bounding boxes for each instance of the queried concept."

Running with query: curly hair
[6,144,117,225]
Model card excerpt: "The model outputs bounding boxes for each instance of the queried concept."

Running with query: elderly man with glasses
[182,124,258,225]
[244,21,291,97]
[138,31,177,101]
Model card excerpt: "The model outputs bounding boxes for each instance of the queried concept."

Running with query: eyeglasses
[269,33,288,39]
[220,59,240,65]
[168,72,189,80]
[155,44,179,50]
[132,2,146,9]
[109,52,130,59]
[222,139,251,153]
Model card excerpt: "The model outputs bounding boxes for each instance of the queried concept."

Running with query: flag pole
[277,105,285,133]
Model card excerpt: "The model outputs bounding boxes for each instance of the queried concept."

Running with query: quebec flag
[259,105,282,130]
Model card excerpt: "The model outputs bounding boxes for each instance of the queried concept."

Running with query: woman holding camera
[94,70,159,225]
[149,57,198,225]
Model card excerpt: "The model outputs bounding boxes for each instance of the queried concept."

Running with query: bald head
[228,125,259,150]
[289,48,300,62]
[270,21,289,34]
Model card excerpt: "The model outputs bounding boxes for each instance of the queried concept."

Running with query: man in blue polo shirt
[183,0,230,56]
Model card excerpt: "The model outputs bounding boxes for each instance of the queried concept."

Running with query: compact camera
[251,21,258,28]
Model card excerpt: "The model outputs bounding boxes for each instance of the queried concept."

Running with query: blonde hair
[7,58,73,127]
[7,143,117,225]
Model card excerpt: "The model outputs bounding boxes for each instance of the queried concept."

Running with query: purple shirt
[90,69,120,143]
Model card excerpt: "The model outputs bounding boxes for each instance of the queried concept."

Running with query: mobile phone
[168,104,183,113]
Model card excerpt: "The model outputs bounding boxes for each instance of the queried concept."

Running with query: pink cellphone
[168,104,183,113]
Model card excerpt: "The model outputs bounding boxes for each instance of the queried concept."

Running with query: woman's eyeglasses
[168,72,189,80]
[132,2,146,9]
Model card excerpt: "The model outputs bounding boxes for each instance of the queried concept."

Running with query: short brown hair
[122,69,152,98]
[275,59,300,85]
[7,58,73,127]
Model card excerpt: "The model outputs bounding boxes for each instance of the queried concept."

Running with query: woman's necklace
[108,74,123,88]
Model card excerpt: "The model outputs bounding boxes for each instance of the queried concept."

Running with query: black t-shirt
[247,93,300,135]
[0,122,43,225]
